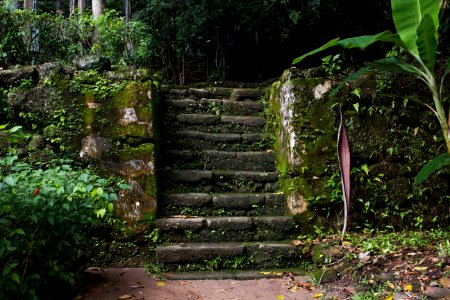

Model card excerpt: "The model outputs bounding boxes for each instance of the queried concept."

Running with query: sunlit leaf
[277,295,285,299]
[9,126,22,133]
[384,295,394,300]
[416,14,437,71]
[260,271,271,275]
[405,284,413,291]
[95,208,106,218]
[414,266,428,271]
[156,281,165,286]
[312,293,323,298]
[387,281,395,289]
[3,176,16,186]
[391,0,440,54]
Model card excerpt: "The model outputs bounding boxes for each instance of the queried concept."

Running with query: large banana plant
[293,0,450,185]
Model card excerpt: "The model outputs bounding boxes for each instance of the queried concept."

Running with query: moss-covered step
[160,169,280,193]
[156,241,302,271]
[159,193,287,217]
[164,130,270,151]
[161,150,276,172]
[155,216,294,243]
[165,98,264,116]
[162,113,266,133]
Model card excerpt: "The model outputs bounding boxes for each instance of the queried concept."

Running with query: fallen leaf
[342,241,352,245]
[404,284,413,291]
[312,293,323,298]
[384,295,393,300]
[414,266,428,271]
[439,277,450,288]
[387,281,395,289]
[156,281,165,286]
[277,295,285,299]
[118,295,132,300]
[260,271,271,275]
[273,272,283,276]
[291,240,304,246]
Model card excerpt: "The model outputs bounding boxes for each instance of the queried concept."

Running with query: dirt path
[78,268,322,300]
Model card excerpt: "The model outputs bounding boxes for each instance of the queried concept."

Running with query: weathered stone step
[164,130,270,151]
[164,98,264,116]
[159,193,287,216]
[155,216,293,243]
[156,241,302,270]
[161,114,266,134]
[160,169,280,193]
[163,87,264,101]
[162,150,276,172]
[165,98,264,116]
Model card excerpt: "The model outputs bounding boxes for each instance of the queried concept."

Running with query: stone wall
[268,67,450,229]
[2,61,158,232]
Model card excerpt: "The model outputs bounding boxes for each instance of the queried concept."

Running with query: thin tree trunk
[78,0,85,15]
[69,0,75,16]
[125,0,131,24]
[24,0,33,9]
[92,0,105,20]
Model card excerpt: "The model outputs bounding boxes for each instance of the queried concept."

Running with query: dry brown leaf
[439,277,450,288]
[291,240,304,246]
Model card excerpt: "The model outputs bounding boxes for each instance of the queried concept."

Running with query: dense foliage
[0,7,154,67]
[0,126,125,299]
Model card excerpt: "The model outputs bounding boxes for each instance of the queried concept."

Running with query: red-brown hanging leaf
[337,109,350,237]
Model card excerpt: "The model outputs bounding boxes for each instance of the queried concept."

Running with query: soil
[77,268,322,300]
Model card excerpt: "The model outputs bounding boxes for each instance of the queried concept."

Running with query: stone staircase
[155,86,301,271]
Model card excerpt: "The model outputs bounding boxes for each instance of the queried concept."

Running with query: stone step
[156,241,302,270]
[160,169,280,193]
[163,87,264,101]
[161,150,276,172]
[164,130,270,151]
[165,98,265,116]
[159,193,287,217]
[161,114,266,134]
[155,216,294,243]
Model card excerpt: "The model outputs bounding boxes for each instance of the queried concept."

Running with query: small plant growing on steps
[293,0,450,184]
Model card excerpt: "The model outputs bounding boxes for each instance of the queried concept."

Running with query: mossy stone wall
[3,63,158,232]
[268,68,450,230]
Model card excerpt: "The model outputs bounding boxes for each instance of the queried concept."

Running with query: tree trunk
[55,0,63,15]
[125,0,131,24]
[78,0,85,15]
[92,0,105,20]
[69,0,75,16]
[23,0,33,9]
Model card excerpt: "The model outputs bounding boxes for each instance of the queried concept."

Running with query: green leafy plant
[0,153,123,299]
[293,0,450,184]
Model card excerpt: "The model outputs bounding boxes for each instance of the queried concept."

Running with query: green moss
[117,143,154,161]
[112,81,152,108]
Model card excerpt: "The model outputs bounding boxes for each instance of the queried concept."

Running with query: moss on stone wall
[269,68,450,230]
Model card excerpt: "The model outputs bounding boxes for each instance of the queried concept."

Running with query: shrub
[0,155,124,299]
